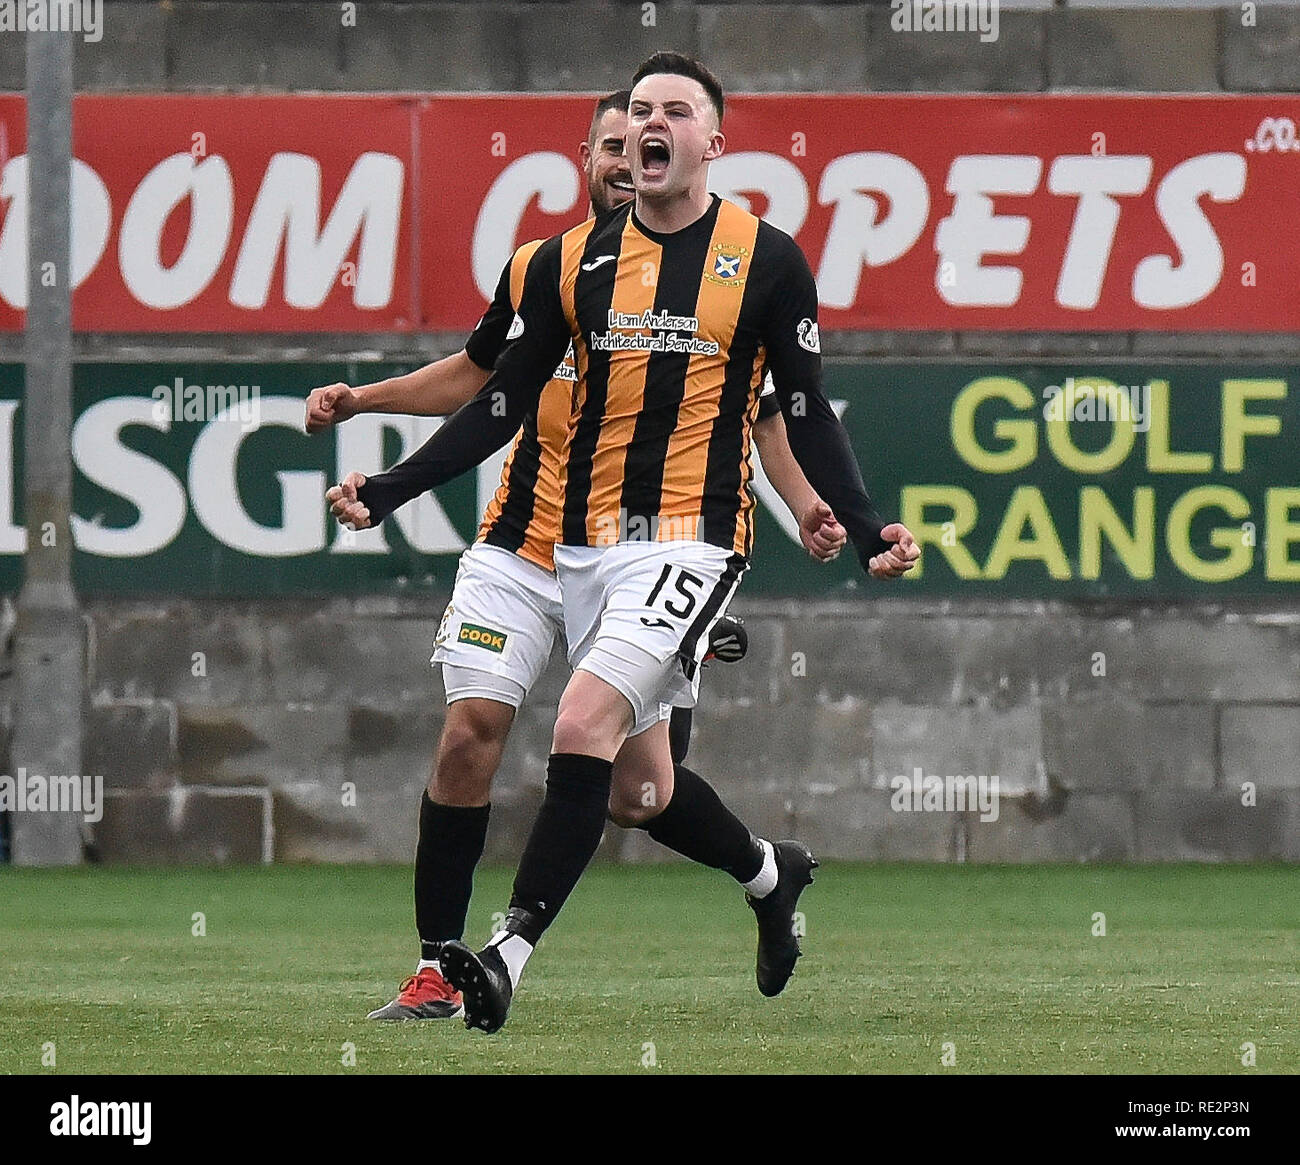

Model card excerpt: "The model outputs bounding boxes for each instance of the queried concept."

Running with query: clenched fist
[868,522,920,580]
[326,471,372,530]
[305,383,360,433]
[799,500,847,563]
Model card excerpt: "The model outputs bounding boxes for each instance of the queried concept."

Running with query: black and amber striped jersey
[359,196,890,572]
[554,196,770,557]
[464,239,781,572]
[464,241,574,571]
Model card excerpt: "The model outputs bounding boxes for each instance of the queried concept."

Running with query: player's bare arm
[304,351,491,433]
[306,241,549,436]
[326,238,572,529]
[752,411,846,563]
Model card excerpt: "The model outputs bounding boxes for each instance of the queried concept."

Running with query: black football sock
[641,764,765,885]
[668,706,693,764]
[504,753,613,945]
[415,792,491,961]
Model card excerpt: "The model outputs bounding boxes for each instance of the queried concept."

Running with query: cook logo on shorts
[458,622,508,653]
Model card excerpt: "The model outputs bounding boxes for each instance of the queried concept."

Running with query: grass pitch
[0,863,1295,1074]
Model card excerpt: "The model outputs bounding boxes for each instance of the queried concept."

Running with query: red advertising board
[0,94,1296,333]
[0,95,416,333]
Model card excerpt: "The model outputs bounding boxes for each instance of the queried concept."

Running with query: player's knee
[606,766,671,828]
[552,703,621,757]
[430,749,493,804]
[551,712,591,756]
[607,794,637,828]
[607,792,658,828]
[608,804,644,828]
[605,780,651,827]
[431,702,511,802]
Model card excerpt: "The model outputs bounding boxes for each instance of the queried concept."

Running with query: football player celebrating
[314,91,845,1022]
[329,57,916,1031]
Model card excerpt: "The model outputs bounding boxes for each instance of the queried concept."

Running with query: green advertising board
[0,361,1296,598]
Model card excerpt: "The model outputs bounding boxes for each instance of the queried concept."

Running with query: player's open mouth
[639,137,671,176]
[608,175,634,195]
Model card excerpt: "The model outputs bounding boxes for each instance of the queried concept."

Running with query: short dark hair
[631,52,724,124]
[589,89,631,144]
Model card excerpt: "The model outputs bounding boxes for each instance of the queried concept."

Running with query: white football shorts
[431,543,565,710]
[431,542,676,737]
[554,540,748,735]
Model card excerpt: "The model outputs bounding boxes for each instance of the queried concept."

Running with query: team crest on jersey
[705,243,749,287]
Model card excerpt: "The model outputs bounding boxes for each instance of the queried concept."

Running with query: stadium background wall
[1,1,1298,864]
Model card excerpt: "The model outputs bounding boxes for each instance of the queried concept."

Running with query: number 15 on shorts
[641,564,705,628]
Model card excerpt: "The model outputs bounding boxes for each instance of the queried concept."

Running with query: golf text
[1043,378,1152,432]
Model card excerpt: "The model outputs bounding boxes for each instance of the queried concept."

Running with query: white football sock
[486,931,534,989]
[416,958,441,974]
[742,839,779,898]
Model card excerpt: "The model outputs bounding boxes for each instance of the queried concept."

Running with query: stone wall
[77,595,1300,863]
[3,2,1300,98]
